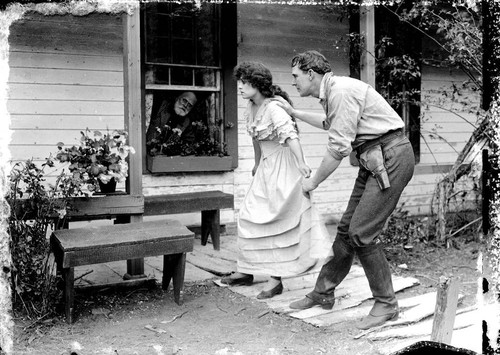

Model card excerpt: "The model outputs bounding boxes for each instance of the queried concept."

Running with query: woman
[222,62,329,299]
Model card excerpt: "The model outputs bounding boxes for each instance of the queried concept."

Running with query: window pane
[171,67,193,86]
[145,2,220,67]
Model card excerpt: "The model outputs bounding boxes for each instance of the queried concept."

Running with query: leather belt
[356,128,406,157]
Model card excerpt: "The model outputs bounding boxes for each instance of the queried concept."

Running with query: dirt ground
[12,238,484,355]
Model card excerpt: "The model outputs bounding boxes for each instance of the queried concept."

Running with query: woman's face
[237,80,259,101]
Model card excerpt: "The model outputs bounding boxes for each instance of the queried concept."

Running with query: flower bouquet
[55,129,135,194]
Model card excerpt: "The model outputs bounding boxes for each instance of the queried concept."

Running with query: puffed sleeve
[267,102,298,144]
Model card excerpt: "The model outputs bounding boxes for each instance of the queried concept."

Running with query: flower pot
[147,155,233,173]
[98,178,117,194]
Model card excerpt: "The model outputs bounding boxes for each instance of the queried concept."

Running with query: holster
[358,144,391,190]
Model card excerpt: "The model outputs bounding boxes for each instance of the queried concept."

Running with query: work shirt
[319,73,404,160]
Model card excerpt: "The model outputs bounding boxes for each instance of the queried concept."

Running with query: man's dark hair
[291,50,332,75]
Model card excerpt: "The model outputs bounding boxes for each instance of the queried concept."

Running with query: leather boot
[355,243,399,330]
[293,235,355,308]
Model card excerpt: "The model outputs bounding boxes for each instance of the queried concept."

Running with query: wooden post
[350,4,376,166]
[122,2,145,277]
[431,276,460,344]
[359,5,375,88]
[483,149,491,235]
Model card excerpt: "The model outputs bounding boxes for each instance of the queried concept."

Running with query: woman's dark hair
[233,62,293,106]
[233,61,299,132]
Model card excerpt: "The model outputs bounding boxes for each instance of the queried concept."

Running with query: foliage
[146,120,228,157]
[338,2,486,242]
[55,129,135,195]
[381,207,481,263]
[7,158,78,318]
[396,1,482,89]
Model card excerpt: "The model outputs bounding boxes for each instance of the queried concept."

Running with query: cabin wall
[6,8,480,229]
[8,13,125,169]
[234,3,356,224]
[405,64,481,216]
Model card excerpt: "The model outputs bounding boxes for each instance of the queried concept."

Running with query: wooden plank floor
[74,227,481,354]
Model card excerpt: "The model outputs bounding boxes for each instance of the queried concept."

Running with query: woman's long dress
[237,98,331,277]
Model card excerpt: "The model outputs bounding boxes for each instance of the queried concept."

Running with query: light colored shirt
[319,73,404,160]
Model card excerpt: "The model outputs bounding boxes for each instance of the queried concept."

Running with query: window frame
[140,2,238,174]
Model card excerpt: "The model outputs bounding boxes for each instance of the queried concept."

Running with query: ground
[11,236,484,355]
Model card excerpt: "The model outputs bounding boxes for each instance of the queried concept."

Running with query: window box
[147,155,233,173]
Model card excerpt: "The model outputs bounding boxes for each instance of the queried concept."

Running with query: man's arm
[275,101,325,129]
[302,152,342,197]
[290,110,325,129]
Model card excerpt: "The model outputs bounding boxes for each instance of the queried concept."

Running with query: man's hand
[302,176,318,199]
[275,100,295,117]
[252,164,259,177]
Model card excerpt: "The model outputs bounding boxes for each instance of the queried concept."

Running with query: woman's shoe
[256,282,283,299]
[221,273,253,286]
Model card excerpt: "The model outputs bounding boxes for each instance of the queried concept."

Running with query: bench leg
[162,253,187,305]
[201,209,220,250]
[63,267,75,324]
[115,216,147,280]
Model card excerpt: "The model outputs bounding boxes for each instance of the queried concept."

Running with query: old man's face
[174,92,197,117]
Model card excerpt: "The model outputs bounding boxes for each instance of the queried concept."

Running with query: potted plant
[55,129,135,194]
[146,120,232,173]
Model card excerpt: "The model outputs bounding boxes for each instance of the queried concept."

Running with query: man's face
[291,65,312,97]
[174,93,196,117]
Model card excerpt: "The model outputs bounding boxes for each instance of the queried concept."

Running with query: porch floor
[74,223,481,355]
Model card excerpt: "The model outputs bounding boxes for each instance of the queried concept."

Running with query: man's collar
[319,72,333,101]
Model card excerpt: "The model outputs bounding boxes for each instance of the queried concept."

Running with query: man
[146,91,198,143]
[277,50,415,330]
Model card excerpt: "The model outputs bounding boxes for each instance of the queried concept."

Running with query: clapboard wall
[234,4,479,221]
[406,64,480,215]
[6,7,479,227]
[234,3,357,224]
[8,13,125,169]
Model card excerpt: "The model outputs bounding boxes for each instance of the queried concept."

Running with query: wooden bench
[50,220,194,323]
[144,190,234,251]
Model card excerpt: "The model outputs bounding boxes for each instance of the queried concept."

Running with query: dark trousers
[307,138,415,312]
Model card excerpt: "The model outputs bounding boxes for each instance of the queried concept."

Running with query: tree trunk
[431,117,489,243]
[482,0,500,298]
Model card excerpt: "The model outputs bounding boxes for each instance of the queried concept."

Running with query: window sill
[147,155,233,173]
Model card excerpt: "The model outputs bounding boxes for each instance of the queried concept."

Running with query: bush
[7,158,79,318]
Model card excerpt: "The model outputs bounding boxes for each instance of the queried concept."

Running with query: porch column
[123,2,145,278]
[360,5,375,88]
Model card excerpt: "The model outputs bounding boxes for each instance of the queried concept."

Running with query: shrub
[7,158,78,318]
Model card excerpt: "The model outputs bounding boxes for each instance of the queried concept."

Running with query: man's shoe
[221,273,253,286]
[257,282,283,299]
[289,296,334,310]
[356,309,399,330]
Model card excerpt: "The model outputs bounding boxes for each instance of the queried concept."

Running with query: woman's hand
[298,163,311,178]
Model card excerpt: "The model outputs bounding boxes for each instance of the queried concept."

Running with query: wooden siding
[6,7,480,228]
[7,13,124,171]
[234,3,355,224]
[234,5,479,221]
